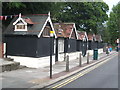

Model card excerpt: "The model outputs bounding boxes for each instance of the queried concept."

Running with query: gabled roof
[87,33,96,41]
[13,13,27,25]
[77,31,88,41]
[95,34,102,42]
[53,23,78,39]
[4,13,57,38]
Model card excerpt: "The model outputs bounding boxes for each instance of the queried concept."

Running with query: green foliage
[2,2,53,15]
[51,2,109,34]
[107,2,120,45]
[7,2,26,9]
[2,2,25,15]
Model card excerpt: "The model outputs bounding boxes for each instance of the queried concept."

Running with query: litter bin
[93,49,98,60]
[116,46,119,52]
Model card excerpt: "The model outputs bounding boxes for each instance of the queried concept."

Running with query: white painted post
[79,53,82,67]
[87,52,89,64]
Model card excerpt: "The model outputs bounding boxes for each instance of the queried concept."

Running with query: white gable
[93,34,96,41]
[69,23,78,39]
[38,13,57,38]
[13,13,27,31]
[13,13,27,25]
[13,18,27,25]
[84,32,88,41]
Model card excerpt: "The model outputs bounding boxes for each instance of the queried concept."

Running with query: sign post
[50,30,54,79]
[117,39,119,44]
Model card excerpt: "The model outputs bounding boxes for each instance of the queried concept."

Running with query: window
[15,22,27,31]
[42,27,50,37]
[17,25,25,29]
[58,39,64,53]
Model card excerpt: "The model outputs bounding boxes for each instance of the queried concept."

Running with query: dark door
[55,38,58,62]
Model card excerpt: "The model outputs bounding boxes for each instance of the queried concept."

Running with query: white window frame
[14,24,27,31]
[58,39,64,53]
[13,13,28,32]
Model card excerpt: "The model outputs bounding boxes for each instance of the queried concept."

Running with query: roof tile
[53,23,74,38]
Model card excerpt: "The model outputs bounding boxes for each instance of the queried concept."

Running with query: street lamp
[50,30,54,79]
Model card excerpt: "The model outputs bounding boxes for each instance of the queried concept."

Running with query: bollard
[87,52,89,64]
[79,53,82,67]
[64,53,66,61]
[66,55,69,72]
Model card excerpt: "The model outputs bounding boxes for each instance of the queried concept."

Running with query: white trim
[99,35,102,42]
[13,13,27,31]
[69,23,78,39]
[14,26,27,31]
[38,16,57,38]
[73,23,78,39]
[14,24,27,31]
[48,11,50,16]
[93,34,96,41]
[3,43,6,55]
[14,29,27,31]
[84,32,88,41]
[58,39,64,53]
[69,28,73,39]
[13,17,27,25]
[69,23,74,39]
[38,18,49,38]
[48,17,57,38]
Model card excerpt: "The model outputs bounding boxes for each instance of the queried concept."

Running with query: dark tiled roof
[4,15,49,36]
[53,23,74,38]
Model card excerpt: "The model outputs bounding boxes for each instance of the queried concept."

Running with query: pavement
[0,58,20,73]
[0,50,117,89]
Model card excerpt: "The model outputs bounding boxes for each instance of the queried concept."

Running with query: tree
[107,2,120,45]
[2,2,54,15]
[2,2,26,15]
[52,2,109,34]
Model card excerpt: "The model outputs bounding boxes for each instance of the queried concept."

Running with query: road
[48,53,118,89]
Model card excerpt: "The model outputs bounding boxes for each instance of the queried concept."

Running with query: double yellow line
[49,53,117,89]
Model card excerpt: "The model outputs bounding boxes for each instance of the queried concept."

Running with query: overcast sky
[103,0,119,14]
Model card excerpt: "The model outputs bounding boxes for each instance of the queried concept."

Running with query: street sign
[50,31,54,37]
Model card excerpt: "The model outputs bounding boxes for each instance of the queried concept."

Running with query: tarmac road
[1,51,119,89]
[49,53,118,89]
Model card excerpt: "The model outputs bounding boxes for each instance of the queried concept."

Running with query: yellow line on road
[50,54,117,89]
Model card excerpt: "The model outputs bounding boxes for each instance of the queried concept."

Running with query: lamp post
[50,30,54,79]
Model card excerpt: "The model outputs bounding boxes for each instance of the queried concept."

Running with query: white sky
[103,0,119,14]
